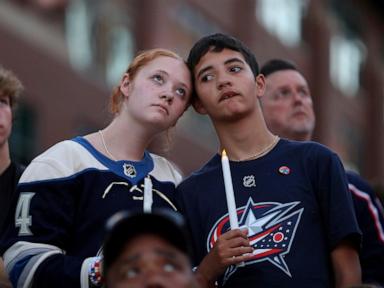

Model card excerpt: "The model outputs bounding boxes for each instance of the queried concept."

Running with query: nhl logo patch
[243,175,256,187]
[123,163,137,178]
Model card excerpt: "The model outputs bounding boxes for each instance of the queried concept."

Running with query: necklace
[99,130,117,161]
[231,135,280,162]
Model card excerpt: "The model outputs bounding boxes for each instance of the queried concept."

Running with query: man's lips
[219,91,240,102]
[292,110,308,117]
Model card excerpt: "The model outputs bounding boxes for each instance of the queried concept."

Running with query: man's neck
[0,142,11,175]
[214,111,277,161]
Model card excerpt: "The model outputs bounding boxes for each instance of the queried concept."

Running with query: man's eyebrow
[196,57,245,79]
[154,248,180,260]
[224,57,245,66]
[196,65,213,80]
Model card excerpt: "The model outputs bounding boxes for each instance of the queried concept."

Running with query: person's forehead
[194,48,247,74]
[142,56,185,72]
[138,56,191,87]
[267,70,308,87]
[124,234,184,256]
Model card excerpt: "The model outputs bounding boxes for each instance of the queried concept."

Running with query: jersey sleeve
[347,171,384,284]
[311,148,362,250]
[1,155,85,287]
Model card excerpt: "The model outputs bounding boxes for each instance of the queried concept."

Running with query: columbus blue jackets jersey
[1,136,182,288]
[176,139,361,287]
[347,171,384,286]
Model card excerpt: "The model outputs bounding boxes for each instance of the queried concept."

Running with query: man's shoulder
[277,138,335,158]
[179,154,220,187]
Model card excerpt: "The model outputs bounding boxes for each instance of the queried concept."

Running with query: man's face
[0,93,12,148]
[106,234,197,288]
[192,48,264,122]
[261,70,315,141]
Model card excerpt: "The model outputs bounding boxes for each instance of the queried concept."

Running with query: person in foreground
[102,209,199,288]
[0,66,25,288]
[0,48,192,288]
[260,58,384,287]
[176,33,362,287]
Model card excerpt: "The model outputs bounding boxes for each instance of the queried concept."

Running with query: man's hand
[195,228,253,288]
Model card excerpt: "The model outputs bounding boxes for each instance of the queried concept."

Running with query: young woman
[1,49,192,288]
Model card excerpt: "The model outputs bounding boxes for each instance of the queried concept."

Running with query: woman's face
[121,56,192,132]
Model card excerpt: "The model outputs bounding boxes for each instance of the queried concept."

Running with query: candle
[221,149,239,229]
[143,176,153,213]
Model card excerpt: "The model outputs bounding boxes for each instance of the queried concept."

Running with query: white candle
[221,149,239,229]
[143,176,153,213]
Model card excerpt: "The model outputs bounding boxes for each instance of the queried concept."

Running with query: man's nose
[217,73,232,90]
[143,268,166,288]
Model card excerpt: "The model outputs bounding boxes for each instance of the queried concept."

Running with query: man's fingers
[221,228,249,240]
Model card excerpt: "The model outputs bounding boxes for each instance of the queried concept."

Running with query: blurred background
[1,0,383,187]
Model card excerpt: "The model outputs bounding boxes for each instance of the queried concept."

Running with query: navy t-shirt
[177,139,361,287]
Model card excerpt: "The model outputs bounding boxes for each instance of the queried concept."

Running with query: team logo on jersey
[123,163,137,178]
[207,197,303,284]
[243,175,256,187]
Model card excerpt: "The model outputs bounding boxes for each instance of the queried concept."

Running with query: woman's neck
[86,114,156,162]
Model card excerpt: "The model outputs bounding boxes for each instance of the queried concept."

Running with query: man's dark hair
[260,59,298,77]
[187,33,260,79]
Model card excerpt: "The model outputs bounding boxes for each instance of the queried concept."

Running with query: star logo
[207,198,303,283]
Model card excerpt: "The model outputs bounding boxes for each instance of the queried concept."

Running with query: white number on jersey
[15,192,35,236]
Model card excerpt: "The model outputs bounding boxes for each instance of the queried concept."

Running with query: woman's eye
[201,74,214,82]
[163,263,176,272]
[152,74,164,84]
[175,88,186,97]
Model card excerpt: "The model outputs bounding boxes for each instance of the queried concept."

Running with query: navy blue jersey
[176,139,361,288]
[1,137,182,288]
[347,171,384,286]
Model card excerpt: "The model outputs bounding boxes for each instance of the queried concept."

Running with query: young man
[102,209,198,288]
[260,58,384,286]
[0,66,24,288]
[176,33,362,287]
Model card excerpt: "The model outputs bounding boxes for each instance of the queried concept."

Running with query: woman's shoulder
[149,153,183,185]
[20,139,105,183]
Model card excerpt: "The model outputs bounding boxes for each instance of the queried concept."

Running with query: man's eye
[201,74,214,82]
[229,66,241,73]
[163,263,176,272]
[0,98,10,106]
[152,74,164,84]
[125,267,140,279]
[299,89,309,98]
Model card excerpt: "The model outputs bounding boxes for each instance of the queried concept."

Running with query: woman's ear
[120,73,130,97]
[192,98,208,115]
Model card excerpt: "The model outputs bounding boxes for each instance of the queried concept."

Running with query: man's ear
[192,98,208,115]
[120,73,130,97]
[255,74,266,99]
